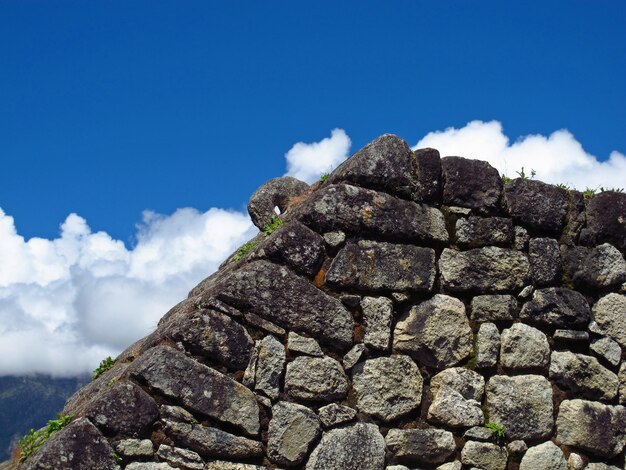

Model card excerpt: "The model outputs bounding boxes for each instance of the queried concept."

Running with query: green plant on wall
[262,215,283,235]
[485,421,506,442]
[18,414,73,462]
[92,356,116,380]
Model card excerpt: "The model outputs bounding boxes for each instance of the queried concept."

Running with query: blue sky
[1,1,625,375]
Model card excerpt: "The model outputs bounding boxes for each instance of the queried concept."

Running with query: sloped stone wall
[12,134,626,470]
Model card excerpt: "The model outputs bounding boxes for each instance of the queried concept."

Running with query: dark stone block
[455,216,513,248]
[247,176,309,229]
[441,156,502,213]
[413,147,442,203]
[520,287,591,328]
[504,179,569,232]
[580,191,626,253]
[528,238,562,286]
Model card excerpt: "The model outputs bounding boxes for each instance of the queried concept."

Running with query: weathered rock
[163,420,263,459]
[506,440,528,457]
[246,335,285,400]
[561,190,587,245]
[115,439,154,458]
[205,463,272,470]
[619,363,626,405]
[464,426,495,442]
[518,284,533,299]
[287,332,323,357]
[500,323,550,370]
[550,351,619,401]
[430,367,485,402]
[455,216,513,248]
[519,441,567,470]
[326,241,436,293]
[461,441,508,470]
[323,230,346,247]
[592,293,626,348]
[564,243,626,290]
[591,337,622,367]
[553,329,589,342]
[471,294,518,321]
[21,418,118,470]
[352,355,423,421]
[529,237,562,286]
[556,399,626,458]
[437,461,462,470]
[244,312,286,336]
[385,428,456,465]
[584,464,622,470]
[85,381,159,437]
[579,191,626,252]
[428,386,484,428]
[318,403,357,429]
[267,401,321,466]
[476,322,500,368]
[520,287,591,328]
[441,156,503,212]
[156,445,204,470]
[568,452,585,470]
[414,147,442,202]
[247,176,309,230]
[295,183,449,244]
[211,260,354,348]
[129,346,260,436]
[305,423,386,470]
[514,225,530,250]
[439,247,530,294]
[126,463,176,470]
[160,404,196,423]
[504,179,569,232]
[343,344,366,370]
[361,296,393,350]
[485,375,554,440]
[394,294,473,368]
[285,356,348,402]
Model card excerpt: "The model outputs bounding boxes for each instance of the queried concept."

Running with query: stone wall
[12,134,626,470]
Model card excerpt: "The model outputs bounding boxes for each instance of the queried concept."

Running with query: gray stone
[476,322,500,368]
[385,428,456,465]
[267,401,321,466]
[439,247,530,294]
[247,176,309,229]
[455,216,513,248]
[461,441,508,470]
[160,405,196,423]
[295,183,449,244]
[471,294,517,321]
[244,311,286,336]
[437,462,462,470]
[21,418,119,470]
[343,343,366,370]
[592,294,626,348]
[323,230,345,247]
[361,296,393,350]
[287,332,323,357]
[394,294,473,368]
[500,323,550,370]
[518,284,534,299]
[568,452,585,470]
[585,464,621,470]
[520,287,591,328]
[318,403,357,428]
[556,399,626,458]
[430,367,485,402]
[285,356,348,402]
[519,441,567,470]
[447,205,472,215]
[129,346,260,436]
[564,243,626,290]
[306,423,386,470]
[504,179,569,232]
[561,189,586,246]
[115,439,154,458]
[391,292,410,302]
[591,337,622,367]
[163,420,263,459]
[441,156,503,213]
[126,464,175,470]
[550,351,619,401]
[620,363,626,405]
[579,191,626,252]
[464,426,495,442]
[414,147,442,202]
[326,241,436,293]
[205,463,272,470]
[554,329,589,342]
[386,466,410,470]
[212,260,354,349]
[529,237,562,286]
[251,335,285,400]
[506,440,528,456]
[428,386,484,428]
[156,445,204,470]
[485,374,553,440]
[352,355,423,421]
[340,293,361,308]
[514,225,530,251]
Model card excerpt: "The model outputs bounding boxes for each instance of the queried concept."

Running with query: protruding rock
[520,287,590,328]
[413,147,442,202]
[385,428,456,466]
[287,332,323,357]
[343,344,366,370]
[156,445,204,470]
[439,247,530,294]
[476,322,500,368]
[430,367,485,402]
[619,363,626,405]
[550,351,619,401]
[323,230,346,247]
[247,335,285,400]
[556,399,626,458]
[318,403,357,429]
[461,441,508,470]
[553,329,590,343]
[592,293,626,348]
[455,216,513,248]
[115,439,154,459]
[441,156,503,213]
[428,386,484,428]
[514,225,530,250]
[247,176,309,229]
[579,191,626,252]
[471,295,517,321]
[563,243,626,290]
[529,237,562,286]
[500,323,550,371]
[591,337,622,367]
[285,356,348,402]
[519,441,567,470]
[305,423,386,470]
[504,179,569,232]
[361,296,394,350]
[267,401,321,466]
[352,355,423,421]
[326,241,436,293]
[394,294,473,368]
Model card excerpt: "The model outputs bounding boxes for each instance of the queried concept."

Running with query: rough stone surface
[584,464,621,470]
[485,374,554,440]
[267,401,321,466]
[361,296,393,350]
[520,287,591,328]
[441,156,502,212]
[285,356,348,402]
[115,439,154,458]
[553,329,590,342]
[506,440,528,457]
[205,463,272,470]
[564,243,626,290]
[156,445,204,470]
[504,179,569,232]
[471,294,517,321]
[500,323,550,370]
[550,351,619,401]
[437,462,462,470]
[428,386,484,428]
[439,247,530,294]
[326,241,436,293]
[212,260,354,348]
[591,337,622,366]
[556,399,626,458]
[529,237,562,286]
[464,426,495,442]
[247,176,309,229]
[323,230,345,247]
[430,367,485,402]
[352,355,423,421]
[476,322,500,368]
[343,343,366,370]
[580,191,626,252]
[619,363,626,405]
[287,332,323,357]
[305,423,386,470]
[461,441,508,470]
[561,189,587,246]
[249,335,285,400]
[519,441,567,470]
[568,452,585,470]
[129,346,260,436]
[455,216,513,248]
[318,403,357,428]
[592,293,626,348]
[514,225,530,250]
[394,294,473,368]
[126,464,176,470]
[413,147,442,202]
[385,428,456,465]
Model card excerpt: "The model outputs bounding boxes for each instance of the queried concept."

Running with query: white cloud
[284,128,352,183]
[414,120,626,190]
